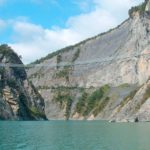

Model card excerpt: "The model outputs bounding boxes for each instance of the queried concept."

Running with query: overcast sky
[0,0,143,63]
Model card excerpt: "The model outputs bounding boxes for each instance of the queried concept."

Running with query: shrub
[56,68,68,78]
[76,85,110,116]
[19,93,27,103]
[65,97,72,120]
[53,90,73,119]
[30,106,45,118]
[0,44,14,56]
[13,67,27,80]
[93,97,110,116]
[0,67,4,74]
[55,66,70,81]
[84,88,104,116]
[76,92,88,114]
[129,1,147,17]
[7,78,18,89]
[57,54,62,63]
[56,54,62,69]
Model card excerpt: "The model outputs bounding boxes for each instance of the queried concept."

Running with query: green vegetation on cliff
[0,44,14,57]
[76,85,110,117]
[53,89,73,120]
[30,107,46,118]
[55,66,70,81]
[129,1,147,17]
[76,92,88,114]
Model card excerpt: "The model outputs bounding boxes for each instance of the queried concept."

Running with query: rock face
[0,44,47,120]
[28,0,150,121]
[145,0,150,12]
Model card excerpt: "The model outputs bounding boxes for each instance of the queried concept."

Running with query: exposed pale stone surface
[87,115,95,121]
[145,0,150,12]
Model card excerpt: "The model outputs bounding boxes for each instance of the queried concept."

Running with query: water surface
[0,121,150,150]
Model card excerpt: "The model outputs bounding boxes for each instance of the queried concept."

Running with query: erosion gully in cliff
[1,0,150,122]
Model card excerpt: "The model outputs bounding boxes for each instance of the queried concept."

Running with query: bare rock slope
[28,0,150,122]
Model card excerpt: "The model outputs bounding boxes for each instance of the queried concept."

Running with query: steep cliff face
[109,79,150,122]
[28,0,150,121]
[0,44,46,120]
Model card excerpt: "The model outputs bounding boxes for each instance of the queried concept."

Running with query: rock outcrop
[145,0,150,12]
[0,44,47,120]
[26,0,150,121]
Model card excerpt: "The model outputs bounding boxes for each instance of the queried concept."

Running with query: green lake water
[0,121,150,150]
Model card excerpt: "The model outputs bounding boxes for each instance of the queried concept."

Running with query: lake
[0,121,150,150]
